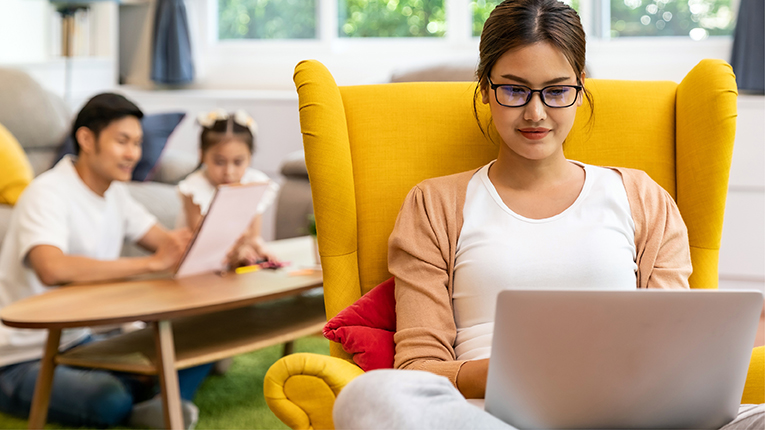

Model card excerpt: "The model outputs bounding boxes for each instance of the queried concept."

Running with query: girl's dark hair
[473,0,593,135]
[200,116,255,156]
[196,115,256,171]
[71,93,143,154]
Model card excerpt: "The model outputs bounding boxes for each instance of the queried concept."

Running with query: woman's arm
[389,184,469,390]
[456,359,489,399]
[620,168,691,290]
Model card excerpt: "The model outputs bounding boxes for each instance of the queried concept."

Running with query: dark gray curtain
[151,0,194,85]
[730,0,764,94]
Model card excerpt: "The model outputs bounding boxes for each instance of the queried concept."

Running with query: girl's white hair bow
[196,109,258,136]
[196,108,228,129]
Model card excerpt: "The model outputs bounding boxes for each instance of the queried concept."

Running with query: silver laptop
[485,289,763,429]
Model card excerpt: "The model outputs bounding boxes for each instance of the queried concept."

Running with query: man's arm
[27,225,191,286]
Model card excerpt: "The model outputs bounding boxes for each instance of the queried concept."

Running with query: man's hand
[149,228,192,272]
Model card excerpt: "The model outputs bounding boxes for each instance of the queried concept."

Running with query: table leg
[152,320,184,430]
[282,340,294,356]
[28,328,61,430]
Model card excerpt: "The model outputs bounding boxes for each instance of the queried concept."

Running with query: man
[0,93,207,428]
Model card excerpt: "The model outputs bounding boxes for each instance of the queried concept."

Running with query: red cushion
[323,277,396,371]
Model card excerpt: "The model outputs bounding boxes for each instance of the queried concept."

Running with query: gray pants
[334,369,765,430]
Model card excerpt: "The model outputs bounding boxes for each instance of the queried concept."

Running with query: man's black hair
[71,93,144,154]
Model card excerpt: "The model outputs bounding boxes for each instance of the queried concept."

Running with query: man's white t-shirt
[452,161,638,361]
[0,156,156,367]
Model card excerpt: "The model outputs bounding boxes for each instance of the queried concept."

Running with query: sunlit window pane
[471,0,580,37]
[610,0,735,38]
[339,0,446,38]
[218,0,317,40]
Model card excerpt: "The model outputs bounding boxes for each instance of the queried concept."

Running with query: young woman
[332,0,764,428]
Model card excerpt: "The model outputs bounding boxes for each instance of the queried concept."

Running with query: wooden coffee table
[0,236,324,430]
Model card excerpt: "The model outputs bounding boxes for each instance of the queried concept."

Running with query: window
[339,0,446,37]
[216,0,736,41]
[217,0,317,40]
[471,0,580,36]
[610,0,735,39]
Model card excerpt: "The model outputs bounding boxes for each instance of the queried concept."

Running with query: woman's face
[202,138,252,186]
[481,42,583,163]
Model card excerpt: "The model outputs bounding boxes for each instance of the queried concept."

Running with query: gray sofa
[0,67,197,250]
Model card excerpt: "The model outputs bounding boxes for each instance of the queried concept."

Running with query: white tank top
[452,161,637,361]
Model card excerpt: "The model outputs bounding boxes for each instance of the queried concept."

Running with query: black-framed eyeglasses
[488,76,582,108]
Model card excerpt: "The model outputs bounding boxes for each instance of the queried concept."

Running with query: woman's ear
[480,80,491,104]
[576,71,587,107]
[75,127,95,155]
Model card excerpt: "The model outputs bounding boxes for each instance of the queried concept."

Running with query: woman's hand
[456,358,489,399]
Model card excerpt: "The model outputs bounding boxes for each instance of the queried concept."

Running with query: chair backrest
[294,59,737,360]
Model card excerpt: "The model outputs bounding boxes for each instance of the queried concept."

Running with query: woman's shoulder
[412,168,480,198]
[607,167,672,198]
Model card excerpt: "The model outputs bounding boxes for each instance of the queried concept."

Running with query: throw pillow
[53,112,186,181]
[323,276,396,371]
[0,122,34,205]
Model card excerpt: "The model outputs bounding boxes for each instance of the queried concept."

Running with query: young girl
[178,109,280,266]
[332,1,764,429]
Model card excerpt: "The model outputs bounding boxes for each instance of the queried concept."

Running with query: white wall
[0,0,49,63]
[103,0,738,90]
[1,0,738,90]
[719,95,765,294]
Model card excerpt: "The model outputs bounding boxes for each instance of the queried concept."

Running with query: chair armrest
[742,346,764,404]
[264,353,364,430]
[675,59,737,289]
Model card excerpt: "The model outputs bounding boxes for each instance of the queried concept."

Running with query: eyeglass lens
[496,85,577,107]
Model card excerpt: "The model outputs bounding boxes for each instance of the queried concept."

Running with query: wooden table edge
[0,283,322,329]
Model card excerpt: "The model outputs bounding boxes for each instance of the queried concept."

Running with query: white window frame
[194,0,736,89]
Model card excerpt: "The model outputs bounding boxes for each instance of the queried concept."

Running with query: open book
[175,182,270,278]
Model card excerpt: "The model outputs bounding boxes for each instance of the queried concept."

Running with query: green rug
[0,335,330,429]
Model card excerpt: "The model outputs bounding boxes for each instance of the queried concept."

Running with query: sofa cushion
[0,68,69,154]
[0,122,34,206]
[323,277,396,371]
[54,112,186,181]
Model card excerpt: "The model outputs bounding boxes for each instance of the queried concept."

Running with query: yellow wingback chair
[264,59,764,430]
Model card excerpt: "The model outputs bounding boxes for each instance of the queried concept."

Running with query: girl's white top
[452,160,637,361]
[176,166,280,228]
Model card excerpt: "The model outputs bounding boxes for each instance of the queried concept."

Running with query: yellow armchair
[264,59,764,429]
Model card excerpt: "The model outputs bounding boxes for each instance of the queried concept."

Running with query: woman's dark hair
[473,0,593,135]
[71,93,143,154]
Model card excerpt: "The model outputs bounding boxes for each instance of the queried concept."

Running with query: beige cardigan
[389,166,692,386]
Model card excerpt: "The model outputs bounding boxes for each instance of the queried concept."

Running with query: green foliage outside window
[339,0,446,37]
[216,0,733,41]
[610,0,734,38]
[471,0,580,36]
[218,0,317,40]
